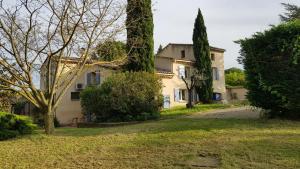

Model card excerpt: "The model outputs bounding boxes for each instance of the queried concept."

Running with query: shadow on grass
[160,104,233,119]
[52,118,300,137]
[52,104,245,137]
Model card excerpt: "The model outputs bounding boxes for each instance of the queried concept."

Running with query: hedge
[0,112,36,140]
[238,20,300,119]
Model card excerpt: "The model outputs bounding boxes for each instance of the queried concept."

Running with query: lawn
[0,107,299,168]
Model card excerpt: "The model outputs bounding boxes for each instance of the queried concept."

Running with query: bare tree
[0,0,127,134]
[182,70,206,108]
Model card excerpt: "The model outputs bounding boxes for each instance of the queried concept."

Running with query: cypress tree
[126,0,154,72]
[193,9,213,103]
[157,44,163,55]
[280,3,300,22]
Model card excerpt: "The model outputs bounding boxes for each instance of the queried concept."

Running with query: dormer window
[181,50,186,58]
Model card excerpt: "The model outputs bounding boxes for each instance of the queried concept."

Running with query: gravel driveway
[188,106,261,119]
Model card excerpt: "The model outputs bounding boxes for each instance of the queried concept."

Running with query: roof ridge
[167,43,226,52]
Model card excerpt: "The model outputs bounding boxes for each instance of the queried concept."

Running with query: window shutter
[174,88,180,102]
[178,65,185,78]
[87,72,92,86]
[95,73,101,85]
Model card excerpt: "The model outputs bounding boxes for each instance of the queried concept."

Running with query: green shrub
[30,106,60,128]
[81,72,163,122]
[0,130,18,141]
[0,112,36,140]
[238,20,300,119]
[54,117,61,128]
[13,101,26,114]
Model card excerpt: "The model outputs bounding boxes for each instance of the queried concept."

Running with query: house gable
[156,43,225,62]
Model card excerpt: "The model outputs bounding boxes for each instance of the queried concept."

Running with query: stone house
[40,58,120,125]
[155,43,226,108]
[40,43,226,125]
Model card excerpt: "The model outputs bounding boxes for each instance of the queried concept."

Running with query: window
[185,67,190,78]
[213,93,222,101]
[87,71,101,86]
[212,67,219,80]
[194,92,199,102]
[71,92,80,101]
[179,89,186,101]
[178,65,185,78]
[211,53,215,61]
[178,65,191,79]
[174,89,187,102]
[181,50,186,58]
[163,95,170,109]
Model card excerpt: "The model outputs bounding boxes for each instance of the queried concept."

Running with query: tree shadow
[51,118,300,137]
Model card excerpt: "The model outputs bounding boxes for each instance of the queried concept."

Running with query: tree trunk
[187,89,194,108]
[44,110,55,135]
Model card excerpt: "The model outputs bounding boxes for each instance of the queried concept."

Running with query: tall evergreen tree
[157,44,163,55]
[280,3,300,22]
[126,0,154,72]
[193,9,213,103]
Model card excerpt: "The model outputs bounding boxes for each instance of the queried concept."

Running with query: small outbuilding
[226,86,248,101]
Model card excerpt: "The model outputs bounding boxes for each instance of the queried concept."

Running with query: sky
[153,0,300,69]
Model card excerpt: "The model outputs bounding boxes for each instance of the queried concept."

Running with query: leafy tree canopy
[225,67,243,74]
[94,41,126,61]
[225,67,246,87]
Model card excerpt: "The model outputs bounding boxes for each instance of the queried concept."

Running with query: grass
[0,106,299,169]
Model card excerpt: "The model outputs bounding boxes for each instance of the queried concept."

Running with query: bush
[238,20,300,119]
[32,116,60,128]
[95,41,126,61]
[13,101,26,114]
[0,112,36,140]
[0,130,18,141]
[81,72,163,122]
[0,91,13,112]
[54,117,61,128]
[29,106,60,128]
